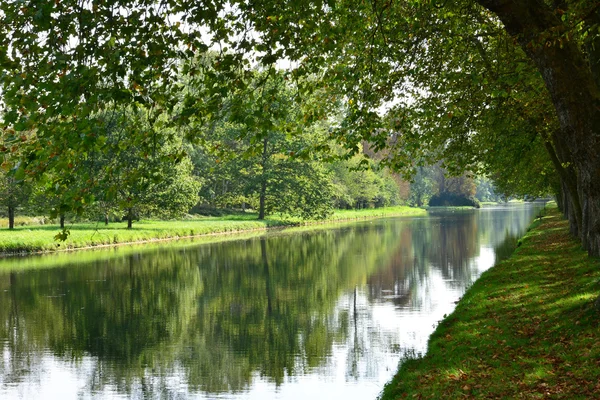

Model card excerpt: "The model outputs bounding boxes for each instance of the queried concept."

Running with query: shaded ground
[380,206,600,399]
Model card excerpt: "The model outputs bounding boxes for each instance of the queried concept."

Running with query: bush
[428,193,480,208]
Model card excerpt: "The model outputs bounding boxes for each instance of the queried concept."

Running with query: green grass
[0,205,425,254]
[379,205,600,399]
[480,201,502,206]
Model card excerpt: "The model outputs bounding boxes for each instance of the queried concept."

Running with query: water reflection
[0,203,542,399]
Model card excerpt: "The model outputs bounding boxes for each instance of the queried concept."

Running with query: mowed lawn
[379,205,600,399]
[0,205,426,253]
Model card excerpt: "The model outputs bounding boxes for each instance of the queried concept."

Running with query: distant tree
[0,169,31,229]
[91,108,201,228]
[474,176,501,203]
[0,134,33,229]
[192,72,333,220]
[408,166,435,208]
[29,168,87,228]
[29,184,69,228]
[328,156,385,209]
[429,164,479,208]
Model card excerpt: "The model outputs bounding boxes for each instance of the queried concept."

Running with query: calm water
[0,203,543,399]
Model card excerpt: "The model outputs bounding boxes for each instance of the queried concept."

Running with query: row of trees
[2,56,517,230]
[1,108,201,229]
[1,71,422,228]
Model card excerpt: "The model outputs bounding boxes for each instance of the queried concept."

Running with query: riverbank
[0,205,426,255]
[379,206,600,399]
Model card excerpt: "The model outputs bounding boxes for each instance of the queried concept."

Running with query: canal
[0,203,543,399]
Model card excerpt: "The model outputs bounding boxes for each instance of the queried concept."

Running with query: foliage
[429,193,480,208]
[474,176,502,203]
[0,165,32,230]
[2,0,599,253]
[328,154,405,209]
[427,164,480,207]
[408,166,435,208]
[190,71,334,220]
[87,107,201,227]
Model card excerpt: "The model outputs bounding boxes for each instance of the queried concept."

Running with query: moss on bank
[380,205,600,399]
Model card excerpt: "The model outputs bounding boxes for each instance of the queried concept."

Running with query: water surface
[0,203,543,399]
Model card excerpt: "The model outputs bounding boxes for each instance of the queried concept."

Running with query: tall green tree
[409,167,435,208]
[192,71,334,220]
[0,134,32,229]
[0,169,31,229]
[89,108,201,228]
[328,155,404,209]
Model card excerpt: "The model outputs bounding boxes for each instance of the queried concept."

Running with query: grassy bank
[380,206,600,399]
[0,205,425,254]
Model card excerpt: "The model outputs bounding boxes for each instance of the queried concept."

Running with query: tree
[191,71,334,220]
[89,107,201,228]
[328,154,404,209]
[29,179,70,229]
[428,164,479,208]
[0,134,32,229]
[474,176,501,203]
[474,0,600,256]
[409,167,435,208]
[0,169,31,229]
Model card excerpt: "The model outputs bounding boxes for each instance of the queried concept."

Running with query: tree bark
[127,208,133,229]
[8,205,14,230]
[542,135,581,236]
[259,180,267,220]
[477,0,600,256]
[258,137,269,220]
[60,214,65,229]
[555,182,564,212]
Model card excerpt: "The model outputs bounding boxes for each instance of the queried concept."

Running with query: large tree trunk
[259,181,266,220]
[478,0,600,256]
[258,137,269,221]
[542,135,581,236]
[8,205,15,230]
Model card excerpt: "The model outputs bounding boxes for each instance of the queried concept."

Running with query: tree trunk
[8,205,14,230]
[258,137,269,220]
[127,208,133,229]
[556,186,563,212]
[542,136,581,236]
[478,0,600,256]
[60,214,65,229]
[104,213,109,225]
[259,180,267,220]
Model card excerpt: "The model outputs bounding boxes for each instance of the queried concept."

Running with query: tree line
[1,74,499,230]
[0,71,418,228]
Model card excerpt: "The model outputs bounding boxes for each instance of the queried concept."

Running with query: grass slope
[0,206,425,254]
[380,206,600,399]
